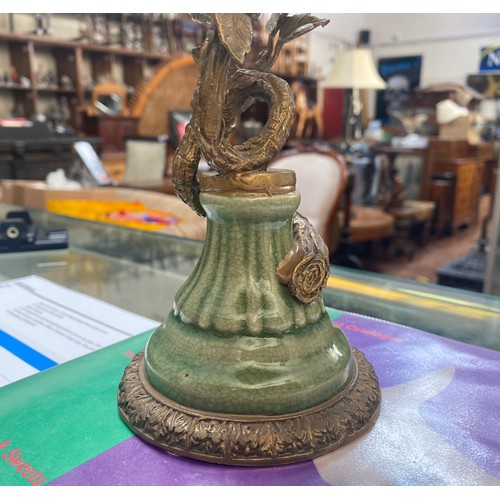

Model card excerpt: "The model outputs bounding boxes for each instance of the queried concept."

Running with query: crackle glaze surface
[144,189,354,415]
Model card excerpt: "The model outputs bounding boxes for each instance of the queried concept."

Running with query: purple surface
[334,313,500,480]
[50,435,327,486]
[50,312,500,485]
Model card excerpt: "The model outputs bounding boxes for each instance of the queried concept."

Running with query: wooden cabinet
[428,139,486,232]
[82,115,139,154]
[80,115,139,182]
[431,158,482,230]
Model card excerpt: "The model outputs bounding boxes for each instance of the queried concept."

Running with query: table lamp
[118,13,380,466]
[323,43,386,142]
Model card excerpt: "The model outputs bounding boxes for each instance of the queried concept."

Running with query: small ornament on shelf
[123,19,138,49]
[60,75,74,90]
[81,75,95,92]
[33,14,52,36]
[77,14,92,43]
[19,76,31,88]
[3,71,12,86]
[9,66,19,85]
[39,70,57,89]
[152,24,168,53]
[91,15,109,45]
[132,23,143,50]
[34,63,43,86]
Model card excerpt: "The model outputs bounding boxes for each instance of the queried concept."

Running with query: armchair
[268,146,347,250]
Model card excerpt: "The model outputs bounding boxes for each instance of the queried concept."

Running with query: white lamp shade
[322,48,387,90]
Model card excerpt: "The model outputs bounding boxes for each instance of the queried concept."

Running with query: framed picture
[479,45,500,73]
[375,56,422,124]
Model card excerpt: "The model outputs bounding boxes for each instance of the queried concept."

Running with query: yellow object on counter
[47,199,184,232]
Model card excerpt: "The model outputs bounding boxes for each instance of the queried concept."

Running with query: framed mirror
[88,82,128,117]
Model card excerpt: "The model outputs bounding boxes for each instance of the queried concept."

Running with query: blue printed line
[0,329,58,371]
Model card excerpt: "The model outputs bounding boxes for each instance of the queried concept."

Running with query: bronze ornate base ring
[118,349,381,466]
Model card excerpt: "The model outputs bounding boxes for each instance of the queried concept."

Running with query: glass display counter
[486,158,500,298]
[1,202,499,351]
[1,202,500,487]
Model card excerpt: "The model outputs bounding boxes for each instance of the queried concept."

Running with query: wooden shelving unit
[0,14,205,131]
[0,14,318,139]
[271,37,311,77]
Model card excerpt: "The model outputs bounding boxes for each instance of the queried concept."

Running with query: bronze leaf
[214,13,253,65]
[278,14,330,44]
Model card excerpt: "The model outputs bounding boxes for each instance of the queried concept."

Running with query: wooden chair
[268,145,347,251]
[334,170,395,269]
[376,151,436,258]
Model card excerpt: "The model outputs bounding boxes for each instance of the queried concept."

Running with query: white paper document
[0,275,159,387]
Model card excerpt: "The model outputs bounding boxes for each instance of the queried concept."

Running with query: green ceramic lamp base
[118,172,381,465]
[118,347,380,466]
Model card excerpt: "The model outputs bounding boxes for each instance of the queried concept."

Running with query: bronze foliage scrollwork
[118,350,381,466]
[172,14,332,303]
